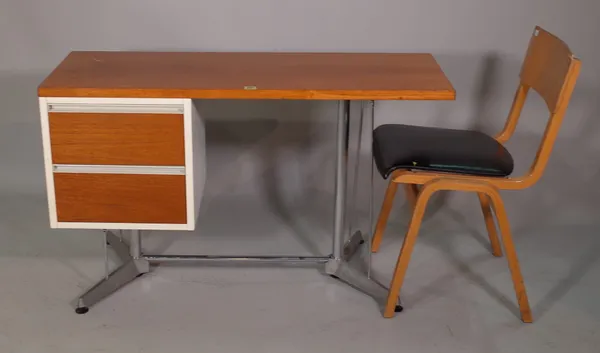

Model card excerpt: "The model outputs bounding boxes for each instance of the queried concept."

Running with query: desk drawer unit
[39,98,206,230]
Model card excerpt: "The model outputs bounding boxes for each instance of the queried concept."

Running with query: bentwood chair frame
[371,26,581,322]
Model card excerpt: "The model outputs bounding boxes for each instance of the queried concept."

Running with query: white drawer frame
[39,97,206,230]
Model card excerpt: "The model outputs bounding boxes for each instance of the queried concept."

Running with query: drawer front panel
[54,173,187,224]
[49,112,185,166]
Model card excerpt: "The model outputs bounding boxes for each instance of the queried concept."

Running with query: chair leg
[486,192,533,323]
[383,184,434,317]
[404,184,419,211]
[372,180,398,253]
[477,192,503,257]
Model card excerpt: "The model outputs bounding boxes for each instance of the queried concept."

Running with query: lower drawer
[54,173,187,224]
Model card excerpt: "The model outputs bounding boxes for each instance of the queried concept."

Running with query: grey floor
[2,108,600,352]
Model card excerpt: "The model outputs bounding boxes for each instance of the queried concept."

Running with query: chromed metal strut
[72,100,400,316]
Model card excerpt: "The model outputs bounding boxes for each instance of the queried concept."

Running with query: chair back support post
[502,26,581,188]
[496,84,530,144]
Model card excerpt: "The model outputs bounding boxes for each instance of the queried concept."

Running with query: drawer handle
[53,164,185,175]
[48,104,184,114]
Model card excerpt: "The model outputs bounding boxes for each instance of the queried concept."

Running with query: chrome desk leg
[331,100,350,260]
[74,230,149,314]
[344,101,365,262]
[130,230,141,259]
[368,100,374,278]
[71,101,400,316]
[325,100,402,315]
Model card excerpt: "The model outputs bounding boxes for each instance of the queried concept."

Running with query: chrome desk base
[324,231,401,313]
[74,100,401,316]
[75,230,400,315]
[75,230,149,314]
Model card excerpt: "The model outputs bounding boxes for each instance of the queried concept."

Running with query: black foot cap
[329,274,339,279]
[395,305,403,313]
[136,273,145,278]
[359,239,365,245]
[75,307,89,315]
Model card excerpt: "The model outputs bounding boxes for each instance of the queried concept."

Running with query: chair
[371,26,581,322]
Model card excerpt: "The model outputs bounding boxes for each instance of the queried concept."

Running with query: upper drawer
[49,112,185,166]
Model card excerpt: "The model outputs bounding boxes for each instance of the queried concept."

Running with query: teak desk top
[38,51,455,100]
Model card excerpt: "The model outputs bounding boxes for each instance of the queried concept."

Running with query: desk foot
[326,231,401,317]
[74,231,149,313]
[343,231,365,261]
[325,256,400,317]
[75,305,89,315]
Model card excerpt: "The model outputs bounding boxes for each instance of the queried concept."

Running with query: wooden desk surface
[38,51,455,100]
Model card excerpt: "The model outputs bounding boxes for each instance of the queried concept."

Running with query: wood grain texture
[485,185,533,323]
[383,178,434,318]
[520,26,576,113]
[38,52,455,100]
[477,192,503,257]
[382,179,532,322]
[54,173,187,224]
[404,184,419,211]
[371,180,398,253]
[496,84,529,144]
[388,27,580,191]
[374,27,579,322]
[49,112,185,166]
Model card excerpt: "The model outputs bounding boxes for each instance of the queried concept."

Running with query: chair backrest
[520,27,579,113]
[496,26,581,187]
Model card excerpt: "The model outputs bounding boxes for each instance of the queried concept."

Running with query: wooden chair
[371,26,581,322]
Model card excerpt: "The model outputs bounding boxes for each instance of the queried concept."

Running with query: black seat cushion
[373,124,514,179]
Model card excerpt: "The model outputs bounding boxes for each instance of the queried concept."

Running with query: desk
[38,51,455,315]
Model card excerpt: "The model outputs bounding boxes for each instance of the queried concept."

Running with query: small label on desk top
[244,85,258,90]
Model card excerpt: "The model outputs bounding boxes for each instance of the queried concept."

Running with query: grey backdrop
[3,2,600,350]
[1,0,600,250]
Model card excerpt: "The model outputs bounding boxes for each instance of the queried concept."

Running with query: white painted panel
[183,99,195,230]
[55,222,191,231]
[39,97,58,227]
[191,100,207,227]
[45,97,186,106]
